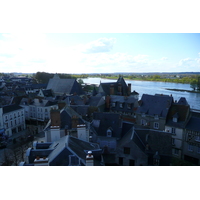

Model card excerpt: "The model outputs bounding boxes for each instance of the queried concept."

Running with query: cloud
[178,58,193,66]
[161,57,168,60]
[81,38,116,53]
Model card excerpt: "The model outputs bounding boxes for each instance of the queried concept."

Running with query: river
[82,77,200,110]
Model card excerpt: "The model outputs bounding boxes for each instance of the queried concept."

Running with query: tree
[197,77,200,91]
[190,80,197,90]
[77,78,84,85]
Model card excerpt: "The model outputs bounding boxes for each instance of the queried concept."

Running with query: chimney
[118,83,122,95]
[72,115,78,128]
[58,101,66,110]
[110,84,114,95]
[34,156,49,166]
[86,151,94,166]
[50,108,60,128]
[105,95,110,109]
[128,83,131,96]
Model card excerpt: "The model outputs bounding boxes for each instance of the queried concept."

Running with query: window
[107,129,112,137]
[195,136,200,142]
[188,144,193,152]
[154,115,159,120]
[120,103,123,108]
[124,147,130,154]
[173,117,178,122]
[172,128,176,134]
[197,147,200,154]
[154,122,159,129]
[141,119,146,126]
[127,104,131,109]
[174,149,179,155]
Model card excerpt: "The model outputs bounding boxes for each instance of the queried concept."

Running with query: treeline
[33,72,88,84]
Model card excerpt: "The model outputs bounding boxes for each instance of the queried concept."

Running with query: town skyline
[0,33,199,74]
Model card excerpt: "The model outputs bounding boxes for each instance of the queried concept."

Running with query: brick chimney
[50,108,60,128]
[118,83,122,95]
[58,101,66,110]
[128,83,131,96]
[105,95,110,109]
[86,151,94,166]
[72,115,79,128]
[110,84,114,95]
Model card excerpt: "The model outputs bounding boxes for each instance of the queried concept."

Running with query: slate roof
[60,109,84,129]
[44,106,85,131]
[65,95,85,105]
[20,98,57,107]
[28,135,102,166]
[47,74,84,95]
[177,97,189,105]
[135,129,172,156]
[185,116,200,132]
[2,104,23,114]
[87,96,105,107]
[41,89,53,97]
[98,76,130,96]
[91,112,123,138]
[117,126,146,153]
[70,105,89,116]
[136,94,173,118]
[165,103,190,128]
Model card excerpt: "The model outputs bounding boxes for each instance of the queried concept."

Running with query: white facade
[1,106,26,137]
[20,98,58,122]
[165,125,184,159]
[77,124,89,142]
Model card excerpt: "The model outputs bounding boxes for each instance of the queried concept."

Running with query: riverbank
[96,76,191,84]
[164,88,200,93]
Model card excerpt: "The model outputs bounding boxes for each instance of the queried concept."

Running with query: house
[44,106,87,142]
[90,112,133,155]
[46,74,84,96]
[98,76,132,96]
[116,127,148,166]
[37,89,53,98]
[20,135,102,166]
[135,94,174,131]
[105,95,139,121]
[20,98,58,133]
[25,83,47,94]
[183,110,200,165]
[165,97,190,159]
[0,104,26,137]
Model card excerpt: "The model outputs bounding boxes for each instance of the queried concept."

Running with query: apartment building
[0,104,26,137]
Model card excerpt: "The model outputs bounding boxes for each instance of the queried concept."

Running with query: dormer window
[154,115,159,120]
[107,128,112,137]
[112,102,116,107]
[173,113,179,122]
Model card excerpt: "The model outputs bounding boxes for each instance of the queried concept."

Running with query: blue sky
[0,33,199,74]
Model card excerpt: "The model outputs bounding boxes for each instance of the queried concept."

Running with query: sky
[0,33,199,74]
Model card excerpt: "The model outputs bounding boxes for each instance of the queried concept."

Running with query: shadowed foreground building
[20,135,102,166]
